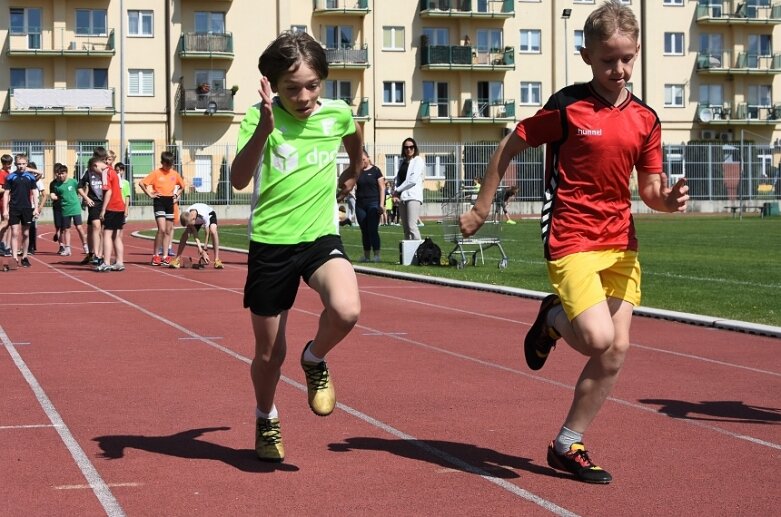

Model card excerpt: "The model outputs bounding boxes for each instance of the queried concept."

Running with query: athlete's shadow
[639,399,781,424]
[93,427,298,473]
[328,437,566,480]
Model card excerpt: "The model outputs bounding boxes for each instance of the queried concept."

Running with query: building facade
[1,0,780,192]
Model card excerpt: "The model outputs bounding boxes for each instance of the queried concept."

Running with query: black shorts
[88,205,103,223]
[9,207,34,226]
[61,214,83,229]
[194,211,218,232]
[102,211,125,230]
[153,197,175,220]
[243,234,349,316]
[53,208,63,229]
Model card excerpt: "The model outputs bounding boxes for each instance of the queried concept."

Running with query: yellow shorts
[546,249,641,321]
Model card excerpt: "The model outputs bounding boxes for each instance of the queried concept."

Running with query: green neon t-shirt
[53,178,82,217]
[237,98,356,244]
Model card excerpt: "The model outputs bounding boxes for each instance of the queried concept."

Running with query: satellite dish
[699,107,714,122]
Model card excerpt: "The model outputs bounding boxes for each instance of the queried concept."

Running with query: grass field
[167,214,781,327]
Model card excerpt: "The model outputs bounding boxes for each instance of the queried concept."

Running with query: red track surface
[2,223,779,516]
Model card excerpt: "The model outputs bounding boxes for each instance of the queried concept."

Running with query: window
[664,84,685,107]
[425,154,452,180]
[128,10,153,37]
[13,141,44,172]
[76,9,107,36]
[573,0,595,3]
[383,26,405,51]
[520,82,542,105]
[423,81,449,118]
[195,11,225,33]
[10,68,43,88]
[129,69,153,96]
[664,33,685,55]
[699,84,724,107]
[76,68,108,88]
[422,27,449,46]
[325,80,352,103]
[748,84,772,119]
[574,30,584,52]
[195,70,226,92]
[325,25,353,49]
[74,140,108,177]
[383,81,404,105]
[476,29,503,53]
[10,8,42,49]
[519,30,541,53]
[663,0,684,5]
[128,141,155,180]
[290,25,307,34]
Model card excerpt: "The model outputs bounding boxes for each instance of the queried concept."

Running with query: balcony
[179,32,234,59]
[696,51,781,74]
[419,98,515,123]
[420,44,514,71]
[9,88,115,116]
[695,2,781,24]
[325,46,369,69]
[696,102,781,125]
[6,28,115,57]
[178,88,235,117]
[344,97,370,121]
[313,0,370,16]
[419,0,514,18]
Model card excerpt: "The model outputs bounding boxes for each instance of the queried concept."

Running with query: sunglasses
[403,145,415,150]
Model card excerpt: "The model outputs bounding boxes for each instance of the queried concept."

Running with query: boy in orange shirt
[138,151,185,266]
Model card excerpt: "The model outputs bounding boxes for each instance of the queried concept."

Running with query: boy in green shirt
[50,165,88,257]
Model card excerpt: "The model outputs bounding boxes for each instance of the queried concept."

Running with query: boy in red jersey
[139,151,185,266]
[460,0,689,484]
[95,157,127,272]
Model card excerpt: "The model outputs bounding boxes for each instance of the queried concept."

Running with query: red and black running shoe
[524,294,561,370]
[547,441,613,484]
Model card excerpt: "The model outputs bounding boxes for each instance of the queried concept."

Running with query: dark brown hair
[259,31,329,86]
[401,137,419,158]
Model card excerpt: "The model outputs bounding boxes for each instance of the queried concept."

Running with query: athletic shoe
[168,257,181,269]
[300,342,335,416]
[95,263,112,272]
[162,256,171,266]
[58,245,65,254]
[20,257,31,268]
[213,259,224,269]
[90,256,102,266]
[506,219,517,225]
[59,248,72,256]
[27,250,35,255]
[80,253,94,265]
[358,256,370,263]
[255,417,285,462]
[524,294,562,371]
[372,255,381,263]
[111,263,125,272]
[151,255,162,266]
[546,441,613,484]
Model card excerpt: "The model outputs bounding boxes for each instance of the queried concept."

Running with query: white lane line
[0,424,59,430]
[54,482,143,490]
[48,264,579,517]
[0,326,125,517]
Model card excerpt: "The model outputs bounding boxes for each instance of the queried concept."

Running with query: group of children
[0,147,223,271]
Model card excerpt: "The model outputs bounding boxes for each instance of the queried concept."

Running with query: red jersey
[102,168,126,212]
[515,83,663,260]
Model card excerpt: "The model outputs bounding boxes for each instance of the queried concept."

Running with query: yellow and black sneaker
[300,342,336,416]
[546,441,612,484]
[524,294,561,370]
[255,417,284,462]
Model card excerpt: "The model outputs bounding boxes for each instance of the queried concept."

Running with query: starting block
[186,257,208,269]
[1,257,18,272]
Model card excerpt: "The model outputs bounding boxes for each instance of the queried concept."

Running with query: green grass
[163,214,781,327]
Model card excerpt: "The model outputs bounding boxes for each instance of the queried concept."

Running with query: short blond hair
[583,0,639,49]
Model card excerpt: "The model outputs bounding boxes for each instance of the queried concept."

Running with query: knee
[254,342,286,370]
[330,303,360,332]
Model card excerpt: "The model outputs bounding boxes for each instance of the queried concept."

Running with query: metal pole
[563,18,569,87]
[739,129,745,220]
[119,0,125,158]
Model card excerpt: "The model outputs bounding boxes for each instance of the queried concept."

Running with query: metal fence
[2,141,779,209]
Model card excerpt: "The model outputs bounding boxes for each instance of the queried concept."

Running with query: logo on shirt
[271,143,298,174]
[321,118,336,136]
[577,128,603,136]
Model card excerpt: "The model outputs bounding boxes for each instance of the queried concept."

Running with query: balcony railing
[9,88,115,115]
[179,32,234,58]
[420,44,514,70]
[419,0,514,18]
[419,98,515,123]
[178,88,235,116]
[325,46,369,68]
[313,0,370,15]
[695,2,781,23]
[697,50,781,73]
[696,102,781,125]
[334,97,370,120]
[6,28,115,56]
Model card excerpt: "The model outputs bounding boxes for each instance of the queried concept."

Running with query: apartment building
[1,0,780,189]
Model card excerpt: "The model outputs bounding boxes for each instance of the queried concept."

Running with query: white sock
[256,405,278,420]
[302,341,324,363]
[555,426,583,455]
[546,305,563,334]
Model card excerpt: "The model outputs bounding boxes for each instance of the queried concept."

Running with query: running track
[2,223,779,516]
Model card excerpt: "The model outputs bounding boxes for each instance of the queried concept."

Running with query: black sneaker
[524,294,561,370]
[80,253,94,265]
[547,441,612,484]
[20,257,31,268]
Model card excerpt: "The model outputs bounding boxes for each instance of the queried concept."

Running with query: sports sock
[302,341,324,363]
[256,405,278,420]
[545,304,563,337]
[555,426,583,455]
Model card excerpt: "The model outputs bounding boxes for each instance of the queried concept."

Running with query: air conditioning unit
[701,130,717,140]
[720,131,732,142]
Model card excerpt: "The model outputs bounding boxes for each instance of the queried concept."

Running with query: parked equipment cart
[441,186,509,270]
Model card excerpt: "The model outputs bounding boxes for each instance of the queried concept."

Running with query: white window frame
[574,30,584,53]
[383,81,405,105]
[325,80,352,104]
[75,9,107,36]
[664,33,685,55]
[520,82,542,105]
[383,26,405,51]
[425,154,450,180]
[663,0,684,5]
[664,84,685,107]
[519,30,541,53]
[128,10,153,37]
[128,69,154,97]
[194,11,226,34]
[10,68,43,88]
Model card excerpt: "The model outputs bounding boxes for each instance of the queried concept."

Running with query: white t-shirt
[186,203,212,226]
